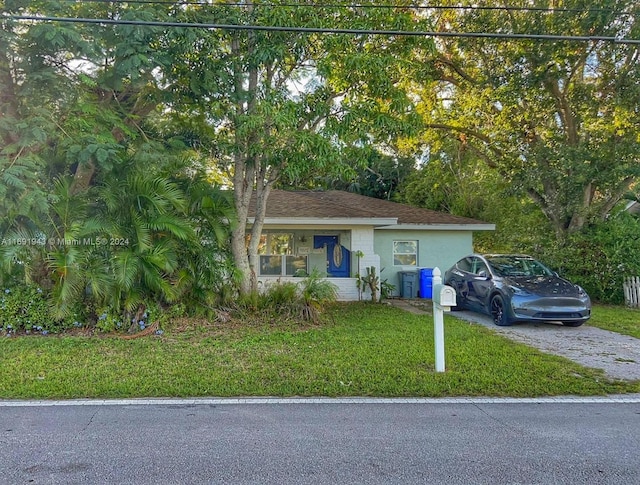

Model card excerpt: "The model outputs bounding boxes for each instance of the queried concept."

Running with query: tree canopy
[410,0,640,238]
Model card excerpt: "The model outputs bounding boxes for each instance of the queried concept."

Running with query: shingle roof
[250,190,491,227]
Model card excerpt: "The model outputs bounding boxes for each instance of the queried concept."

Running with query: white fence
[623,277,640,308]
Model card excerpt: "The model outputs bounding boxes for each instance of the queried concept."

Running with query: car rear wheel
[490,295,512,326]
[562,321,584,327]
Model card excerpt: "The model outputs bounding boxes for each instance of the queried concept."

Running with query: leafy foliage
[160,1,436,294]
[412,0,640,238]
[299,269,339,322]
[539,212,640,304]
[0,284,83,334]
[320,150,416,201]
[232,271,337,324]
[0,1,235,324]
[3,0,638,320]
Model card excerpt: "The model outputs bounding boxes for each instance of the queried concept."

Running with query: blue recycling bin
[419,268,434,299]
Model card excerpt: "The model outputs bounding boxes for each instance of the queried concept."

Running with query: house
[248,190,495,300]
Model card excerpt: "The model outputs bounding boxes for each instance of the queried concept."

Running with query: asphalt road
[2,398,640,484]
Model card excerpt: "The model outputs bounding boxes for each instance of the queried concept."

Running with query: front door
[313,235,350,277]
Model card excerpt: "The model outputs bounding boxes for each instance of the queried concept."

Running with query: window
[456,257,473,273]
[257,233,293,256]
[472,258,489,276]
[256,233,308,276]
[393,240,418,266]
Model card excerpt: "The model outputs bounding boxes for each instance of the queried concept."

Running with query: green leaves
[413,0,640,237]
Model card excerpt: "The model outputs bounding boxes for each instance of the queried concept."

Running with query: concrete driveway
[391,299,640,381]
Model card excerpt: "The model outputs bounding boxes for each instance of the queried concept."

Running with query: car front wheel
[490,295,512,326]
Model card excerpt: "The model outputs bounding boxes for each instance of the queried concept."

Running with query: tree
[399,136,552,253]
[320,149,416,201]
[413,0,640,239]
[0,1,234,317]
[161,1,435,294]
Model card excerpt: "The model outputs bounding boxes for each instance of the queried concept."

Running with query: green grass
[1,302,638,400]
[588,305,640,339]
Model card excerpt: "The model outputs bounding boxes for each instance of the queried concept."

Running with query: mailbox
[433,284,457,310]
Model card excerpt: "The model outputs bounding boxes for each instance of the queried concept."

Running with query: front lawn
[589,305,640,339]
[1,303,638,400]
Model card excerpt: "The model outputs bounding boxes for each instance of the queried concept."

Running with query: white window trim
[393,240,418,266]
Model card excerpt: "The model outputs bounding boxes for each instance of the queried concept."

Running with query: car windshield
[486,256,554,278]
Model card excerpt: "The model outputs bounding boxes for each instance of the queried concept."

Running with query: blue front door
[313,235,350,277]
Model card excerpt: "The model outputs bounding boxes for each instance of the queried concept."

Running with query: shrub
[262,281,300,309]
[229,272,337,324]
[540,213,640,304]
[299,269,338,322]
[0,284,82,335]
[95,309,126,333]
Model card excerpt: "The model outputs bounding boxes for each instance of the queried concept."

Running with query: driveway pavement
[390,299,640,381]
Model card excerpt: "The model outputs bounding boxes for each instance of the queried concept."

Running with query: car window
[456,257,473,273]
[487,256,553,277]
[473,260,489,276]
[526,259,554,276]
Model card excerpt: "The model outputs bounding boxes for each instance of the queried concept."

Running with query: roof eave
[376,223,496,231]
[248,217,399,226]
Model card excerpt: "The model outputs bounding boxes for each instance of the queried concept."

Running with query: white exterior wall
[257,276,361,301]
[350,227,379,275]
[349,227,381,301]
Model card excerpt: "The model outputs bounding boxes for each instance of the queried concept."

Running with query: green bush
[0,284,82,334]
[231,273,338,323]
[540,213,640,304]
[299,269,338,322]
[95,309,127,333]
[262,281,300,310]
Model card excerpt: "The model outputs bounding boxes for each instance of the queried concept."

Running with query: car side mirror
[477,270,489,279]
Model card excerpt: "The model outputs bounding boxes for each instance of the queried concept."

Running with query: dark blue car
[444,254,591,326]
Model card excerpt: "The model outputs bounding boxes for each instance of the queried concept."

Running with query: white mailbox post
[431,267,457,373]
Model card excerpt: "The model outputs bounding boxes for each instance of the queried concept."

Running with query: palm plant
[299,269,338,323]
[96,169,198,318]
[44,177,112,318]
[172,176,237,310]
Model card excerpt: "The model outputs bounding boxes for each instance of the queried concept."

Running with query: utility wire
[56,0,628,15]
[5,14,638,44]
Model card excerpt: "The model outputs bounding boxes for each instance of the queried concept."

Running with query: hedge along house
[247,190,495,300]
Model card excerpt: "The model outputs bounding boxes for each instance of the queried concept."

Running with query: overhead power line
[58,0,627,15]
[5,14,639,44]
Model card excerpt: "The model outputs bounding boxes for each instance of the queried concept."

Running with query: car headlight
[576,285,588,297]
[509,285,530,296]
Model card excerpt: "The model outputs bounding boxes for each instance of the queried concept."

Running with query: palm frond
[146,214,196,241]
[113,251,141,291]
